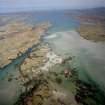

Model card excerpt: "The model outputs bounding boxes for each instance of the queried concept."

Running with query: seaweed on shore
[75,74,105,105]
[14,76,49,105]
[14,56,105,105]
[59,60,105,105]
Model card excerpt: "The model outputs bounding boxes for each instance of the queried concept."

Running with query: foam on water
[44,33,57,39]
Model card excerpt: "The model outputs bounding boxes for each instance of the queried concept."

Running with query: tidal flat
[0,9,105,105]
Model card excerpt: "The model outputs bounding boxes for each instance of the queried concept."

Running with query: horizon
[0,0,105,13]
[0,7,105,14]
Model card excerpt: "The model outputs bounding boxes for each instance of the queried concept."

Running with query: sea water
[0,10,105,104]
[44,31,105,90]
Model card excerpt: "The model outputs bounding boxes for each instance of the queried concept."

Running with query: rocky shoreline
[13,45,105,105]
[77,23,105,42]
[0,9,105,105]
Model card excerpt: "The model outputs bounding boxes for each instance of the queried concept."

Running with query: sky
[0,0,105,13]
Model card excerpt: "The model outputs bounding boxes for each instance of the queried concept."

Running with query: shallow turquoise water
[0,11,79,105]
[0,43,39,105]
[0,10,105,104]
[44,31,105,90]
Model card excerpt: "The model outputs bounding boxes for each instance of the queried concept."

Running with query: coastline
[0,21,51,69]
[14,43,105,105]
[0,9,105,105]
[0,21,52,105]
[44,30,105,87]
[12,29,105,105]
